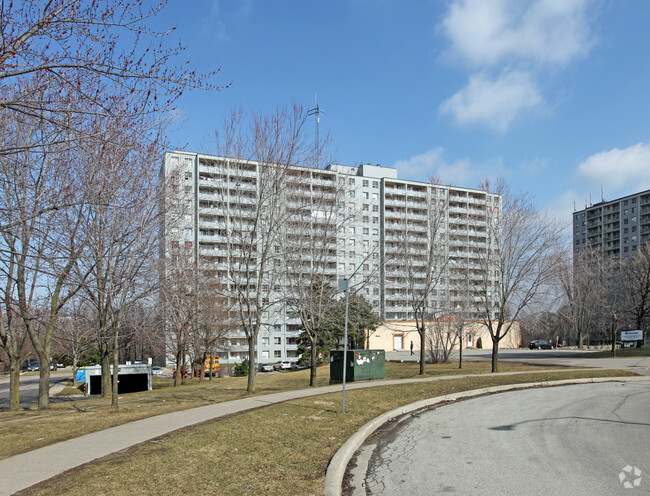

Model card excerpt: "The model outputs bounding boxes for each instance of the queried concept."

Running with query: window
[339,263,345,271]
[274,337,281,345]
[363,228,369,235]
[348,202,355,210]
[262,337,270,345]
[363,216,369,222]
[349,251,355,258]
[372,181,379,188]
[349,227,356,234]
[349,264,355,271]
[363,204,369,211]
[349,190,355,197]
[364,192,369,200]
[185,171,192,180]
[373,229,379,235]
[363,180,369,187]
[274,350,281,358]
[274,324,281,332]
[185,241,193,248]
[349,178,355,185]
[363,264,369,271]
[372,193,378,201]
[262,350,270,359]
[372,216,378,224]
[372,205,379,212]
[171,241,179,248]
[349,239,355,246]
[184,186,192,193]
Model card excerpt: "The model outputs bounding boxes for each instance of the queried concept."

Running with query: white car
[259,363,274,372]
[273,361,292,371]
[152,366,165,376]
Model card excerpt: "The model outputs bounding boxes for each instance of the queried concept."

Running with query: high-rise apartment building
[162,150,500,364]
[573,190,650,260]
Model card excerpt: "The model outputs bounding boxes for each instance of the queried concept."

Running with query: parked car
[273,360,292,371]
[529,340,553,350]
[258,363,274,372]
[152,366,165,376]
[291,362,308,370]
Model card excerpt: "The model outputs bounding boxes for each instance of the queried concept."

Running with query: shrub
[476,337,483,349]
[234,359,249,377]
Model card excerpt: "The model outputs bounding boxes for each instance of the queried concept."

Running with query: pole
[339,278,350,414]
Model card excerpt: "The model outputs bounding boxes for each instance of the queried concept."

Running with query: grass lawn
[0,361,551,460]
[22,368,636,496]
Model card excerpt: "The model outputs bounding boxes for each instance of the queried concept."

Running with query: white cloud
[544,142,650,235]
[441,0,594,68]
[439,71,542,133]
[576,143,650,194]
[393,147,508,187]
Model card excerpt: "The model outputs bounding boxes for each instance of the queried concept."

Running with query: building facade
[162,150,501,364]
[573,190,650,260]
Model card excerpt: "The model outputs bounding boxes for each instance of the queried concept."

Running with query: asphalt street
[359,381,650,495]
[0,372,72,409]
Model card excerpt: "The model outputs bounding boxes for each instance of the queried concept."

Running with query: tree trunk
[38,358,51,410]
[458,329,463,369]
[247,335,256,392]
[101,349,111,398]
[9,355,21,411]
[174,348,182,387]
[491,342,499,373]
[419,326,426,375]
[309,334,317,387]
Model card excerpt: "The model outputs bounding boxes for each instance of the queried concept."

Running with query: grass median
[0,361,550,460]
[10,367,638,496]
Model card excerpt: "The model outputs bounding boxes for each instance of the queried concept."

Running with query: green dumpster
[330,349,385,383]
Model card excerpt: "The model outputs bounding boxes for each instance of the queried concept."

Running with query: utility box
[330,349,385,383]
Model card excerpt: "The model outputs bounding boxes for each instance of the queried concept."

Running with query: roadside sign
[621,330,643,342]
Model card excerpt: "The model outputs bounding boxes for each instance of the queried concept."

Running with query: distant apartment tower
[573,190,650,259]
[162,150,500,364]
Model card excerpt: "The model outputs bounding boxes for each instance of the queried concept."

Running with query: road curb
[323,376,650,496]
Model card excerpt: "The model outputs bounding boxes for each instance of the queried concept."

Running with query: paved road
[386,348,650,375]
[0,372,72,409]
[360,381,650,495]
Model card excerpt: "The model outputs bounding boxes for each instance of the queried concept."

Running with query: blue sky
[161,0,650,225]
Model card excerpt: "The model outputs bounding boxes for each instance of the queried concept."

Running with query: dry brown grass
[0,361,554,459]
[16,368,635,496]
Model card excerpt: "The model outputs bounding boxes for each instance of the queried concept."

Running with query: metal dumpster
[330,349,385,383]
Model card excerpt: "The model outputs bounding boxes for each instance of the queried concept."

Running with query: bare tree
[557,244,607,348]
[472,179,564,372]
[279,166,341,386]
[621,243,650,336]
[54,302,95,388]
[73,111,163,408]
[388,182,448,375]
[211,104,318,392]
[0,0,222,155]
[0,108,87,409]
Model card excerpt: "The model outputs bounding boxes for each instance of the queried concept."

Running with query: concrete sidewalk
[0,365,647,495]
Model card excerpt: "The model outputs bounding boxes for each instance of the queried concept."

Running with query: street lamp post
[338,278,350,414]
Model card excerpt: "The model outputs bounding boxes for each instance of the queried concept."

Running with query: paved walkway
[1,355,649,495]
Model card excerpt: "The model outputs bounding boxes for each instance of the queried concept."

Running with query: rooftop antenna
[601,186,605,202]
[308,93,326,164]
